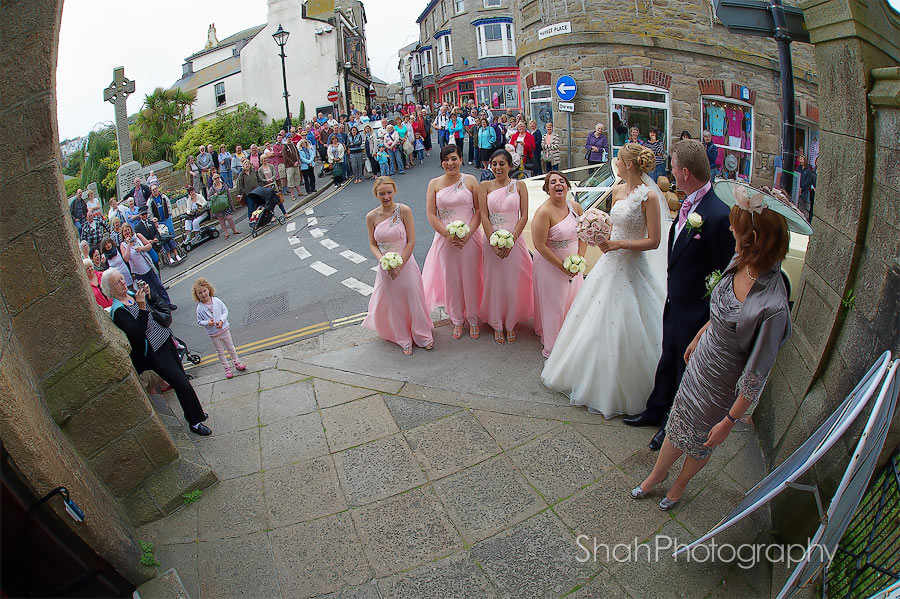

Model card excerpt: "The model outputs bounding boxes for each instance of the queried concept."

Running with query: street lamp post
[343,62,352,118]
[272,24,291,124]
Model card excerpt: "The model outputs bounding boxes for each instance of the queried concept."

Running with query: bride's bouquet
[489,229,515,249]
[446,220,469,239]
[562,254,586,276]
[380,251,403,271]
[576,208,613,247]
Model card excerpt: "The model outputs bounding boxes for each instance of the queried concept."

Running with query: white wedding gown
[541,183,669,418]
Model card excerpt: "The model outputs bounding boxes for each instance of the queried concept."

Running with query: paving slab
[209,372,260,403]
[195,427,261,480]
[198,473,266,541]
[470,509,595,598]
[383,395,463,430]
[154,543,199,599]
[264,455,347,528]
[333,434,426,506]
[259,367,311,392]
[433,454,546,544]
[313,378,377,409]
[138,504,198,545]
[473,409,562,450]
[280,337,321,361]
[280,359,404,394]
[321,395,400,452]
[404,410,501,479]
[206,393,259,436]
[673,474,771,549]
[198,531,281,599]
[259,380,317,424]
[508,426,614,504]
[376,551,499,598]
[318,582,382,599]
[260,412,329,470]
[135,567,191,599]
[573,420,656,465]
[565,566,631,598]
[269,513,371,597]
[351,486,462,577]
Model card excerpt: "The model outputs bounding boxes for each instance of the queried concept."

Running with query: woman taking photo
[362,177,434,355]
[102,267,211,436]
[120,223,175,309]
[530,172,585,358]
[633,185,792,510]
[347,126,366,184]
[478,149,534,344]
[542,122,561,172]
[208,173,241,239]
[422,144,484,341]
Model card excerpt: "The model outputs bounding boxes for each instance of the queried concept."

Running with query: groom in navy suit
[623,140,735,450]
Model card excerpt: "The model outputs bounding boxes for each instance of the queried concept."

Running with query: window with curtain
[437,35,453,68]
[476,22,514,57]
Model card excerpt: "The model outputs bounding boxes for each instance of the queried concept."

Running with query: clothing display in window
[706,104,726,137]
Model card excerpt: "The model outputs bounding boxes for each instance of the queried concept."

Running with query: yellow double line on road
[188,311,367,368]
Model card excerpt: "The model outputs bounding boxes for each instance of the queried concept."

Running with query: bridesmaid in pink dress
[478,149,534,344]
[362,176,434,355]
[422,144,484,340]
[530,171,586,357]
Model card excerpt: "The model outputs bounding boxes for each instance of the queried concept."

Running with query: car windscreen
[574,163,616,210]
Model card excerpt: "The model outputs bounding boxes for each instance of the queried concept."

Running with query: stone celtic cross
[103,66,135,164]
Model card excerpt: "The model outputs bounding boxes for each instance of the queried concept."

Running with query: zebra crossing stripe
[288,236,301,245]
[286,222,296,233]
[341,278,374,296]
[320,238,339,250]
[309,261,337,276]
[340,250,367,264]
[304,208,314,215]
[370,265,380,271]
[293,247,312,259]
[307,217,318,226]
[309,228,325,238]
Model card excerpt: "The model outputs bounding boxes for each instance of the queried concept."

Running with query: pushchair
[247,186,286,238]
[174,335,202,366]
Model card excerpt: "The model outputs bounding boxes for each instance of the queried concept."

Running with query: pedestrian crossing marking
[341,278,374,296]
[293,247,312,259]
[309,228,325,238]
[309,261,337,276]
[286,222,296,233]
[288,236,301,245]
[304,208,314,215]
[371,265,380,271]
[340,250,367,264]
[320,238,339,250]
[307,217,318,226]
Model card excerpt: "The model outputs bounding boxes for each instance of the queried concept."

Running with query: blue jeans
[438,130,449,149]
[390,148,405,174]
[416,149,425,163]
[650,163,667,183]
[220,169,233,188]
[134,268,171,306]
[379,161,391,175]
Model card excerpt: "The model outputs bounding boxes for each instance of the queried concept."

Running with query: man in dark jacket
[235,158,262,220]
[133,206,161,271]
[123,178,152,209]
[70,188,87,236]
[703,130,719,182]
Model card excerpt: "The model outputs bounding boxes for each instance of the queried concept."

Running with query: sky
[56,0,900,141]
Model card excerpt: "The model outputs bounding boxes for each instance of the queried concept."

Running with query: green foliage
[263,118,282,142]
[63,148,84,177]
[133,87,196,164]
[99,147,119,196]
[182,489,203,505]
[173,103,275,169]
[299,100,306,124]
[138,541,160,567]
[80,127,117,200]
[842,288,856,311]
[64,178,81,197]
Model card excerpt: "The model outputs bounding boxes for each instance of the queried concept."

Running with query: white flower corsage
[686,213,704,231]
[703,269,723,298]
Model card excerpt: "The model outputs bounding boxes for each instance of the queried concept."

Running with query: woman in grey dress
[631,194,792,510]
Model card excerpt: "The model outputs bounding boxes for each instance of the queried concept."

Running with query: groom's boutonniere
[686,213,704,232]
[703,269,723,298]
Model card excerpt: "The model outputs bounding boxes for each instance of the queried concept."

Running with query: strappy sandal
[469,324,480,340]
[402,346,413,356]
[494,329,505,345]
[425,342,435,350]
[452,325,463,340]
[506,329,517,343]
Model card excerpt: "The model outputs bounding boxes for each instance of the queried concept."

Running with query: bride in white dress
[542,143,671,417]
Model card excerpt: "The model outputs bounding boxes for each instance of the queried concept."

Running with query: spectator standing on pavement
[208,173,240,239]
[101,236,133,288]
[248,144,261,170]
[235,158,262,219]
[298,139,317,193]
[124,177,152,209]
[585,123,609,165]
[282,136,304,200]
[433,105,450,149]
[186,155,201,191]
[703,130,718,182]
[218,145,234,188]
[84,258,112,309]
[383,124,404,176]
[90,247,107,273]
[103,267,211,436]
[363,124,380,178]
[348,126,366,184]
[85,190,101,215]
[120,222,174,309]
[193,278,246,379]
[149,186,182,264]
[528,120,543,176]
[207,144,220,175]
[542,122,561,172]
[133,207,162,271]
[642,128,667,181]
[80,206,110,251]
[107,197,127,224]
[70,189,87,237]
[464,111,479,165]
[327,135,347,186]
[509,121,536,174]
[797,152,817,219]
[271,134,287,193]
[146,171,159,188]
[477,117,497,169]
[196,146,213,193]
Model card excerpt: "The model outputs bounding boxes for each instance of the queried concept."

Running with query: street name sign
[558,101,574,112]
[555,76,577,101]
[538,21,571,40]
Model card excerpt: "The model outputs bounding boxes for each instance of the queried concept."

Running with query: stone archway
[0,1,213,585]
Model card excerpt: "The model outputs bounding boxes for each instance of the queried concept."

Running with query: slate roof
[171,55,242,92]
[185,24,265,61]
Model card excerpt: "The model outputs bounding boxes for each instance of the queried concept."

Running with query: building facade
[398,42,418,104]
[515,0,819,185]
[412,0,522,111]
[172,0,372,125]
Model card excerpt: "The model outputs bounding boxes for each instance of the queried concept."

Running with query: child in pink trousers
[193,278,246,378]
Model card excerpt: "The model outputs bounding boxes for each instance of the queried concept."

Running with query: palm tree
[134,87,197,163]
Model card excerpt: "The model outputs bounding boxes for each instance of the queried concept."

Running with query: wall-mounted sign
[740,85,751,101]
[538,21,572,40]
[558,101,574,112]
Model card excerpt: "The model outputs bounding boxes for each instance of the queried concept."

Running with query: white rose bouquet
[380,251,403,271]
[576,208,613,247]
[489,229,515,249]
[562,254,586,281]
[446,220,469,239]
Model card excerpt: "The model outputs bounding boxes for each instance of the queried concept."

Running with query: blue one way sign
[555,76,577,101]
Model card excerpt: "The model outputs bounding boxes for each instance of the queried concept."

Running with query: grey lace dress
[666,259,791,459]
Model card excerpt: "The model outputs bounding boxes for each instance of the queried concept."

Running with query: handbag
[584,147,592,161]
[209,190,229,214]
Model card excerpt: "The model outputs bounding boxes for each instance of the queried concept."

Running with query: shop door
[529,87,553,134]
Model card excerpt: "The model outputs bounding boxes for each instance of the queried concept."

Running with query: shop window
[421,49,433,76]
[484,0,501,6]
[609,85,669,156]
[529,86,552,134]
[475,22,515,57]
[701,96,753,182]
[214,82,226,107]
[437,34,453,68]
[455,0,465,13]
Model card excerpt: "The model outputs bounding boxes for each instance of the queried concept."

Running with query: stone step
[133,568,191,599]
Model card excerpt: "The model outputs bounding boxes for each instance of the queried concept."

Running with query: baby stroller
[248,186,286,238]
[318,161,334,179]
[174,335,202,366]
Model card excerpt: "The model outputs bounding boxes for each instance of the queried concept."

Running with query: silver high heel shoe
[659,496,680,511]
[630,485,650,499]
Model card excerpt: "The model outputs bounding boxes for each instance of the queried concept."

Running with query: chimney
[205,23,219,49]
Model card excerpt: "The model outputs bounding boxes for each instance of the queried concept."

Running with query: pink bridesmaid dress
[422,180,484,327]
[532,205,583,357]
[362,207,434,350]
[480,181,534,331]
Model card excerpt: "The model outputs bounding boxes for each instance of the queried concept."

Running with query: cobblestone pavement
[139,322,802,599]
